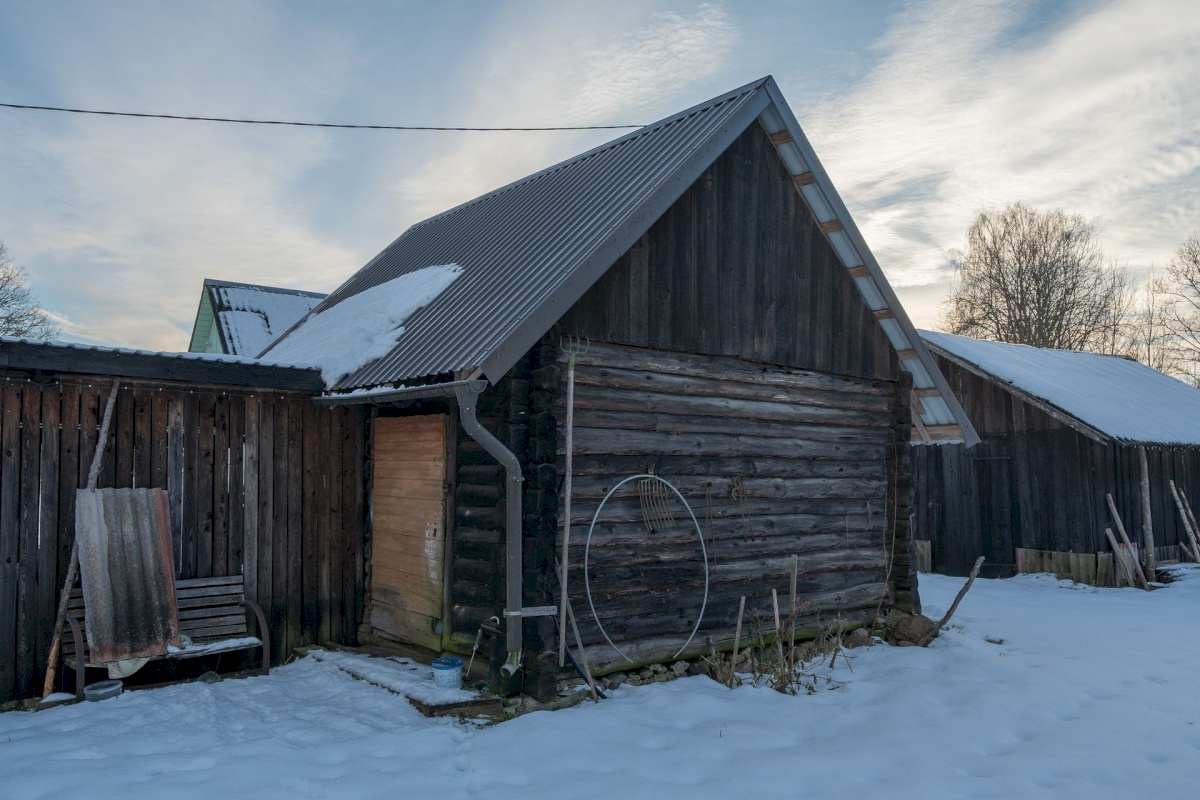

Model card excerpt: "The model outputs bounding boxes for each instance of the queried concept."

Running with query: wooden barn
[912,330,1200,579]
[261,76,976,694]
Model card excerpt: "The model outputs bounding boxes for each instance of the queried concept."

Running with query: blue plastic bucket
[432,656,463,690]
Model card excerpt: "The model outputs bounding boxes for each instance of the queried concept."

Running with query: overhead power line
[0,101,645,131]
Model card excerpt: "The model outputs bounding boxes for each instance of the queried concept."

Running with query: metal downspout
[453,382,524,675]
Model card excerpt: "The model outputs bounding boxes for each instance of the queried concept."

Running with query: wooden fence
[0,373,367,703]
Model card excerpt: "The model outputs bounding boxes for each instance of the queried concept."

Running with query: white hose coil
[583,474,709,664]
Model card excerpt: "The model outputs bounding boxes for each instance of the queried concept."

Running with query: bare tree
[941,203,1130,351]
[0,241,60,340]
[1164,235,1200,385]
[1123,268,1187,376]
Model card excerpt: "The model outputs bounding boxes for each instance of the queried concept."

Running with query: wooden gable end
[561,121,899,381]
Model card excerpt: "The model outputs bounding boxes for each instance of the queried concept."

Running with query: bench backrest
[64,574,250,662]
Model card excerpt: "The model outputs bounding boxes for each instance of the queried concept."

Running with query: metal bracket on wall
[504,606,557,618]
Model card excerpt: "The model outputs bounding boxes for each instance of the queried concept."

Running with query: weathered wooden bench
[62,574,270,700]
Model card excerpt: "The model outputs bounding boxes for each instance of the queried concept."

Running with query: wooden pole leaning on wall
[1104,528,1133,587]
[1138,448,1156,580]
[1106,493,1149,590]
[42,378,121,698]
[1169,480,1200,564]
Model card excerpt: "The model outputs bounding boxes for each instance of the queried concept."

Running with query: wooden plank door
[369,415,447,651]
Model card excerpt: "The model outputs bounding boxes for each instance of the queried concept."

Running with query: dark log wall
[442,121,917,682]
[0,371,367,704]
[560,122,899,383]
[911,354,1200,576]
[553,342,910,673]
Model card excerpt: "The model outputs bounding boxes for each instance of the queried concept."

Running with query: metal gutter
[313,379,481,406]
[453,382,525,674]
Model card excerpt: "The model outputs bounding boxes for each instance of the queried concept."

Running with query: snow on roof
[921,330,1200,446]
[208,282,326,357]
[261,264,463,387]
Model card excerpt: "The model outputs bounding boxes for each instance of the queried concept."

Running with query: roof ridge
[922,329,1141,361]
[204,277,328,298]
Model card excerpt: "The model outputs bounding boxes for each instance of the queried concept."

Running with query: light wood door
[369,414,447,651]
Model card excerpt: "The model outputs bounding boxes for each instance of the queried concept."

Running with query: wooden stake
[1138,448,1156,580]
[1172,481,1200,564]
[1181,539,1197,564]
[42,379,120,698]
[787,554,796,652]
[557,348,578,668]
[565,596,599,703]
[771,589,785,665]
[730,596,745,688]
[1106,494,1149,589]
[936,556,984,631]
[1169,480,1200,564]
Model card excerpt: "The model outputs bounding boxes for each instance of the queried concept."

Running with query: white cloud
[800,0,1200,325]
[0,3,368,350]
[392,3,739,222]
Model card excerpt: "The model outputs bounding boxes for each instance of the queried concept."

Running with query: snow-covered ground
[3,567,1198,799]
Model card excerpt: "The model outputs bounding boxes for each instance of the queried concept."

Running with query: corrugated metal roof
[262,76,977,444]
[264,79,770,385]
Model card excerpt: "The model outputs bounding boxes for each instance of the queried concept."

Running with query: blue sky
[1,0,1197,350]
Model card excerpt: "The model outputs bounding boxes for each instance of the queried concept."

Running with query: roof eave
[924,340,1111,445]
[758,78,980,448]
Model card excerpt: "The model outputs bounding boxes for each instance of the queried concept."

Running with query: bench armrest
[244,599,270,676]
[66,615,85,701]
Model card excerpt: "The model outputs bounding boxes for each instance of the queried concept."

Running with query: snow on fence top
[921,330,1200,446]
[262,264,463,387]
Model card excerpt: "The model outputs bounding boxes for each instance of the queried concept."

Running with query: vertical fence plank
[352,410,367,638]
[35,384,61,692]
[274,400,292,657]
[166,394,184,577]
[132,387,152,490]
[339,409,358,641]
[113,386,133,488]
[16,384,43,698]
[150,388,168,490]
[302,401,319,646]
[196,392,216,578]
[316,405,332,645]
[226,394,244,577]
[0,381,23,701]
[55,382,80,630]
[212,393,230,577]
[181,392,200,579]
[286,400,303,652]
[257,395,276,660]
[94,384,116,490]
[327,409,344,645]
[242,396,260,612]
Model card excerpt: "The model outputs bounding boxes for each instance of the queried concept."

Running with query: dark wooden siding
[911,354,1200,576]
[551,341,911,672]
[0,372,367,704]
[440,122,915,679]
[561,122,898,382]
